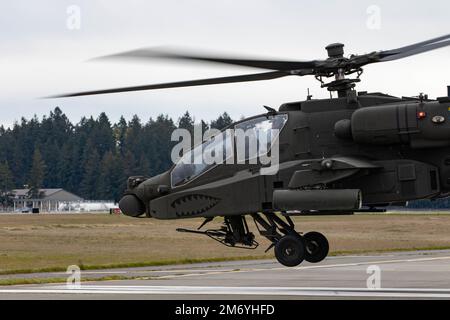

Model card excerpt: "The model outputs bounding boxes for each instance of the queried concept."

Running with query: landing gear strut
[177,215,259,249]
[176,213,329,267]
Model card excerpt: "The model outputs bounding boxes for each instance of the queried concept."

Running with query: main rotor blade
[48,70,291,98]
[95,48,318,71]
[379,34,450,61]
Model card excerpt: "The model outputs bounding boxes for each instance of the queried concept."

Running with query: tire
[274,235,305,267]
[304,231,329,263]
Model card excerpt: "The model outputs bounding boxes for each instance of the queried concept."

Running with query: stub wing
[288,156,381,188]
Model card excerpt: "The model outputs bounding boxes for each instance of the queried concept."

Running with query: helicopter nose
[119,172,171,217]
[119,194,146,217]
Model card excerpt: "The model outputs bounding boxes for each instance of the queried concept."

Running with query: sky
[1,0,449,127]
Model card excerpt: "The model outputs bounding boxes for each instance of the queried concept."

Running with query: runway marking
[295,255,450,271]
[154,269,245,279]
[50,269,226,276]
[141,269,233,273]
[53,271,129,275]
[1,286,450,298]
[147,255,450,279]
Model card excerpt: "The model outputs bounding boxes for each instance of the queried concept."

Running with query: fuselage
[119,91,450,219]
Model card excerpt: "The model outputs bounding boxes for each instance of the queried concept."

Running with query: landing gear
[176,212,330,267]
[251,212,329,267]
[274,235,305,267]
[304,231,329,263]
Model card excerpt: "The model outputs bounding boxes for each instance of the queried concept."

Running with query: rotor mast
[322,43,360,98]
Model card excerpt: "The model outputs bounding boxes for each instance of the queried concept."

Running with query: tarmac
[1,250,450,299]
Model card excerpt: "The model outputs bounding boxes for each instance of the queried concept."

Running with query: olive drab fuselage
[120,92,450,219]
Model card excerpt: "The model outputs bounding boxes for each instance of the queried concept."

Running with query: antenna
[263,105,277,115]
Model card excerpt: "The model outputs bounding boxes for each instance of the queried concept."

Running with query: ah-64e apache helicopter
[53,35,450,267]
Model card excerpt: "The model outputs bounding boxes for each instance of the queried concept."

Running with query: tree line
[0,107,233,205]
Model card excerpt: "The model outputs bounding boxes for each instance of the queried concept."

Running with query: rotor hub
[325,43,345,58]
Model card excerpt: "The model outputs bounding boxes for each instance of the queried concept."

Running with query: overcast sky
[1,0,449,127]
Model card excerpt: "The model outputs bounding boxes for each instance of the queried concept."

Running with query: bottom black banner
[1,300,448,319]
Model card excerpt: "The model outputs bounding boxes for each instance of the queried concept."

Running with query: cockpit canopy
[171,114,288,187]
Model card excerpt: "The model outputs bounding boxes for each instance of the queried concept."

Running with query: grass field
[1,213,450,274]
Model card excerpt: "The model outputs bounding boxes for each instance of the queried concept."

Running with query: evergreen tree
[97,151,122,201]
[28,148,46,198]
[113,116,128,155]
[145,115,176,175]
[79,149,100,199]
[0,161,14,192]
[125,115,143,157]
[95,113,115,157]
[178,111,195,134]
[0,161,14,209]
[210,112,233,130]
[56,141,75,190]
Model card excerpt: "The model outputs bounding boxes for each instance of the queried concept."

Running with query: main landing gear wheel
[274,235,306,267]
[304,231,329,263]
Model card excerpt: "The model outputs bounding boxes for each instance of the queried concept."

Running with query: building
[12,188,83,212]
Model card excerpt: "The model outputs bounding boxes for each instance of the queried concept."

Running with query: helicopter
[52,34,450,267]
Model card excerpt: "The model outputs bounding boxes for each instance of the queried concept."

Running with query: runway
[1,250,450,299]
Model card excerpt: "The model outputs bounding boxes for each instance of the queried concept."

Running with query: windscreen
[171,114,288,187]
